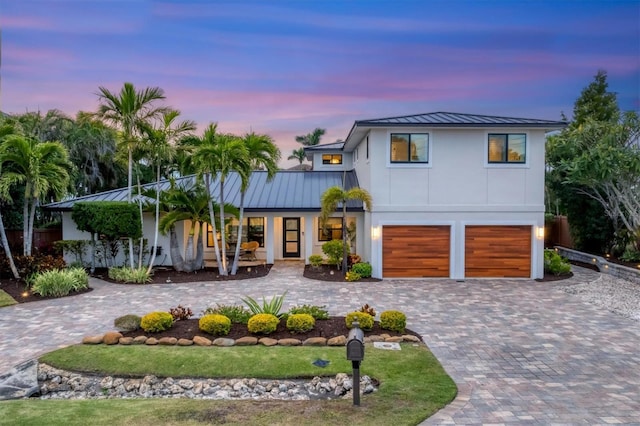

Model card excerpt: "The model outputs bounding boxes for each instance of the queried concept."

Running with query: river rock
[235,336,258,346]
[103,331,123,345]
[82,335,103,344]
[327,335,347,346]
[302,337,327,346]
[278,338,302,346]
[193,336,212,346]
[258,338,278,346]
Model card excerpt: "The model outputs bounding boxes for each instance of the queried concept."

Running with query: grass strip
[0,343,457,425]
[0,289,17,307]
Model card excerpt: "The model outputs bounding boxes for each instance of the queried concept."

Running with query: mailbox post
[346,320,365,406]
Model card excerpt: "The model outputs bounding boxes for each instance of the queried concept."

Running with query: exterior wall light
[371,226,381,240]
[535,227,545,240]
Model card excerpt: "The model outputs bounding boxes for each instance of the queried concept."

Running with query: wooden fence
[3,229,62,253]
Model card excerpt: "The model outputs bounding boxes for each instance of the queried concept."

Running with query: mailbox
[346,322,365,361]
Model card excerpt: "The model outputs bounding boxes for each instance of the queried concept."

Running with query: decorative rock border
[37,363,378,401]
[82,332,422,347]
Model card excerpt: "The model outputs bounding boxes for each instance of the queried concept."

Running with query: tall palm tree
[0,135,71,256]
[140,110,196,273]
[96,82,166,267]
[0,122,20,278]
[230,132,281,274]
[287,147,306,165]
[295,128,325,146]
[320,186,373,275]
[192,125,249,275]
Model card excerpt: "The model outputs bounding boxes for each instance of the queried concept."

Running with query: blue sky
[1,0,639,166]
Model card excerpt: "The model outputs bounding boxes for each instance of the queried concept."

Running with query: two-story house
[45,112,565,279]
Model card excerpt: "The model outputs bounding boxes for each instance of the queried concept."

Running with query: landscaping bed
[118,316,421,343]
[303,264,381,282]
[95,264,273,285]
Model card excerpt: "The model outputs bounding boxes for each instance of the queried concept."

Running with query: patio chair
[240,241,259,261]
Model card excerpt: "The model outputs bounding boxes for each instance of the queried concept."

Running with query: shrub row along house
[45,112,566,279]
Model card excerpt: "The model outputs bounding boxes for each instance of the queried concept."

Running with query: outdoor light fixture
[536,227,545,240]
[371,226,381,240]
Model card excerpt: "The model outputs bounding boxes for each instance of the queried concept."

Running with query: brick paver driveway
[1,262,639,424]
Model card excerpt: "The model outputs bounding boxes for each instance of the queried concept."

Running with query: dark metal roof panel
[355,111,567,127]
[44,171,363,211]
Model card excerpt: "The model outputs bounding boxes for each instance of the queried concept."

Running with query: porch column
[304,214,314,263]
[266,215,275,264]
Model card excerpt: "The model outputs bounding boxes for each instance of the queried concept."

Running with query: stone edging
[555,246,640,285]
[82,331,422,347]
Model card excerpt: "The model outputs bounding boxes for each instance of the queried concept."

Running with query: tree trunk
[218,181,228,275]
[194,223,204,270]
[136,176,144,269]
[0,211,20,279]
[22,187,30,256]
[127,147,134,268]
[205,174,224,275]
[26,197,38,257]
[342,203,348,275]
[90,232,96,274]
[231,192,246,275]
[168,226,185,272]
[147,165,161,274]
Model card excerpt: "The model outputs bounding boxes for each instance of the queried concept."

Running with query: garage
[382,225,450,278]
[465,225,532,278]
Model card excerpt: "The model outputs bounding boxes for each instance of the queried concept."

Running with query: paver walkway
[1,261,639,424]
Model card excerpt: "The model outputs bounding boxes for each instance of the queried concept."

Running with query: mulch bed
[95,264,273,285]
[122,316,422,342]
[303,264,381,282]
[0,278,93,303]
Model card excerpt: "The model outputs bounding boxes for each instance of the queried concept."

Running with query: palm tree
[0,122,20,278]
[230,132,280,274]
[0,135,71,256]
[320,186,373,274]
[96,82,166,267]
[192,125,249,275]
[295,128,325,146]
[287,147,306,165]
[140,110,196,273]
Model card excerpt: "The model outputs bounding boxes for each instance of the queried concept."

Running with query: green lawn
[0,289,17,307]
[0,343,457,426]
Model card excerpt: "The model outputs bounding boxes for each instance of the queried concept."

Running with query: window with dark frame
[488,133,526,163]
[207,217,265,247]
[322,154,342,165]
[390,133,428,163]
[318,217,343,241]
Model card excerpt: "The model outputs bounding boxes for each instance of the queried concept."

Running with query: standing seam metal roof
[43,171,363,211]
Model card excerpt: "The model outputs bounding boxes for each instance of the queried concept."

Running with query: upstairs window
[322,154,342,165]
[390,133,428,163]
[319,217,342,241]
[488,133,526,163]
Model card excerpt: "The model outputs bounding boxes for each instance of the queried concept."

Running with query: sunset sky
[1,0,639,167]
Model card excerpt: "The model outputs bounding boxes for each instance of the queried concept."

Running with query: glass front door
[283,217,300,258]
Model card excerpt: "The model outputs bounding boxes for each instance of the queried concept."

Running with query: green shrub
[351,262,372,278]
[108,267,152,284]
[202,304,252,324]
[30,268,88,297]
[286,313,316,333]
[288,304,329,320]
[380,310,407,333]
[620,248,640,262]
[199,314,232,336]
[140,311,174,332]
[345,311,374,331]
[308,254,323,267]
[322,239,349,268]
[345,271,361,282]
[114,314,142,332]
[544,249,571,275]
[242,291,287,319]
[247,313,279,334]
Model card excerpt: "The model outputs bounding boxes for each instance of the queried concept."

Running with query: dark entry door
[283,218,300,258]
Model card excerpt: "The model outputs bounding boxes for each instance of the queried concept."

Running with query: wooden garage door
[383,226,450,278]
[465,225,531,278]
